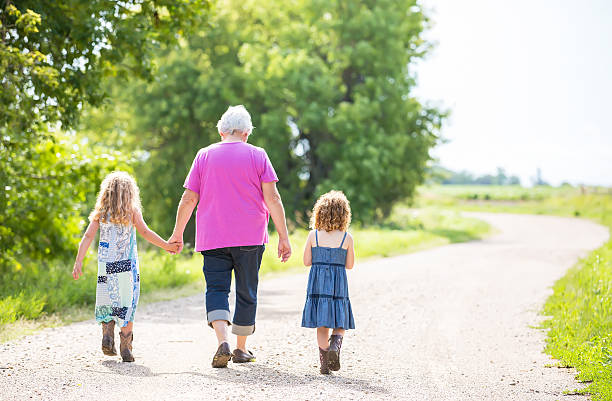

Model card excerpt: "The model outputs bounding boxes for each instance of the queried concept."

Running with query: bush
[0,133,131,272]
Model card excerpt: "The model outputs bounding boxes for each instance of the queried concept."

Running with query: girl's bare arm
[345,234,355,269]
[133,209,178,252]
[73,219,100,280]
[303,230,314,267]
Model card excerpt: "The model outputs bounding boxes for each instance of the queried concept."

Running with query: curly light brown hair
[310,190,352,232]
[89,171,142,225]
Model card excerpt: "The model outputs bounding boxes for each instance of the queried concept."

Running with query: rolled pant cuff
[232,323,255,336]
[207,309,231,328]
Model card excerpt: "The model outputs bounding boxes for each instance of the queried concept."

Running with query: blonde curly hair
[310,190,352,232]
[89,171,142,225]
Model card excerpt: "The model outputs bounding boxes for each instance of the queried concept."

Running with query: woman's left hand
[72,261,83,280]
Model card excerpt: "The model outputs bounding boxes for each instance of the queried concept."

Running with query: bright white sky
[414,0,612,186]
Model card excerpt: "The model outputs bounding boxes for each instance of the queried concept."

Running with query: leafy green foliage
[0,247,195,326]
[0,0,209,268]
[0,1,209,136]
[96,0,443,239]
[0,133,131,271]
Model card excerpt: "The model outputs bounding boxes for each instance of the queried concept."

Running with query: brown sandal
[212,342,232,368]
[232,348,256,363]
[101,321,117,356]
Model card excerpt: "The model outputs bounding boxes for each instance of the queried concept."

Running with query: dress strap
[315,230,319,246]
[339,232,347,248]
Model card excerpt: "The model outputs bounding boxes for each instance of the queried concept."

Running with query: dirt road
[0,213,608,400]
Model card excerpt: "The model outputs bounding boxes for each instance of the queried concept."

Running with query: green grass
[420,184,577,202]
[0,251,203,341]
[420,184,612,400]
[0,206,490,342]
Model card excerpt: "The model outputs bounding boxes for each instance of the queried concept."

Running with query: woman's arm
[303,230,314,267]
[262,181,292,262]
[345,234,355,270]
[73,219,100,280]
[168,189,200,253]
[133,209,178,253]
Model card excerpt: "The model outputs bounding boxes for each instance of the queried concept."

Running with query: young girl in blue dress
[72,171,178,362]
[301,190,355,374]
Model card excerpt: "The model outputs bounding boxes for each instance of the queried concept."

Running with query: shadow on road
[95,360,155,377]
[93,360,388,394]
[202,363,390,395]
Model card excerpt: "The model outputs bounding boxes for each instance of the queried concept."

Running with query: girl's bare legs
[331,328,345,337]
[317,327,330,349]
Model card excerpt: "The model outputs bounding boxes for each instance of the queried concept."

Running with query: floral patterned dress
[95,220,140,327]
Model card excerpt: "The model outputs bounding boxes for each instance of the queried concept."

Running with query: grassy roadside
[0,206,490,343]
[419,185,612,400]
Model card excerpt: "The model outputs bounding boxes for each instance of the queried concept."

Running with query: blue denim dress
[301,231,355,330]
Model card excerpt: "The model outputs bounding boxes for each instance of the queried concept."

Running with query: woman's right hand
[164,241,181,254]
[167,232,184,254]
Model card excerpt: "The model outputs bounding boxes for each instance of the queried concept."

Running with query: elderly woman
[168,105,292,368]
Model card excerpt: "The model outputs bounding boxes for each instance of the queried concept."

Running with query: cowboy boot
[119,331,135,362]
[101,321,117,356]
[328,335,343,371]
[319,347,330,374]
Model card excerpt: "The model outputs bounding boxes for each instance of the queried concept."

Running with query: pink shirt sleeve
[184,151,202,194]
[259,149,278,183]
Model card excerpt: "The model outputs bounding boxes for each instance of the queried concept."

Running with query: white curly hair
[216,105,254,135]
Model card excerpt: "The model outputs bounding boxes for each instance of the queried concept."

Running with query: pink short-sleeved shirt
[184,141,278,251]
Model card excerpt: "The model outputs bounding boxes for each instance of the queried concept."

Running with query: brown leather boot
[319,347,330,374]
[119,331,135,362]
[328,335,343,371]
[101,321,117,356]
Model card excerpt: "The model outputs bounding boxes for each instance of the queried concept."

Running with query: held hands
[167,232,184,255]
[278,237,292,263]
[72,261,83,280]
[163,241,182,254]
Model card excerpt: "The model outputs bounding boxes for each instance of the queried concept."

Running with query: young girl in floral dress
[301,190,355,374]
[72,171,178,362]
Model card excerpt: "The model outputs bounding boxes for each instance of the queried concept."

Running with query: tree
[0,1,209,270]
[0,1,208,137]
[105,0,443,238]
[533,168,549,186]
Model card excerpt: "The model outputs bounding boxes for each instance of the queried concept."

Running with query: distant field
[421,184,612,400]
[418,185,611,220]
[420,184,581,201]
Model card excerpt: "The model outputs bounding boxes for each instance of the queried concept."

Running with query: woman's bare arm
[262,181,292,262]
[168,189,200,253]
